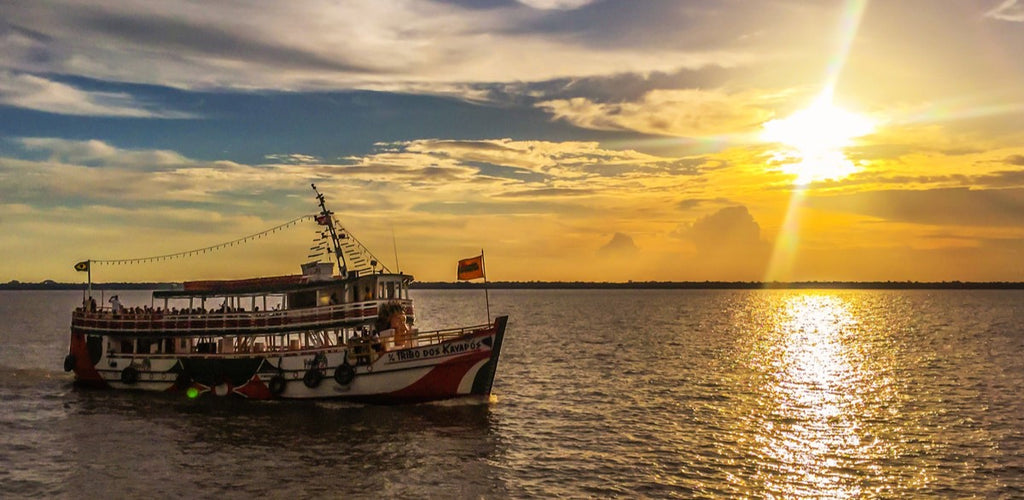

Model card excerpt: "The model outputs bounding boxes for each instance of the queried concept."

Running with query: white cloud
[0,0,756,96]
[0,72,196,118]
[0,137,700,215]
[536,89,777,138]
[985,0,1024,21]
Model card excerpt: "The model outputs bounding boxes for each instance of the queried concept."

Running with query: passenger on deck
[109,295,124,315]
[375,301,411,348]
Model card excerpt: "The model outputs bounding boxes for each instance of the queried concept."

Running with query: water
[2,289,1023,498]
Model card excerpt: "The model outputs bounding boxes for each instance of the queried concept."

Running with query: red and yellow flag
[457,255,484,281]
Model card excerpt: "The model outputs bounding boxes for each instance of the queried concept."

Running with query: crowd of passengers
[76,295,280,318]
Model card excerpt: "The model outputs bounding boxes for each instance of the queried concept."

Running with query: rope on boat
[90,215,316,266]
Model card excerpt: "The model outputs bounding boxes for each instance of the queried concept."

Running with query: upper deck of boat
[72,271,415,337]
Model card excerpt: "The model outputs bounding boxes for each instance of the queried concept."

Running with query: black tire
[303,369,322,389]
[268,375,287,395]
[174,371,193,390]
[120,366,140,385]
[334,363,356,386]
[63,354,76,372]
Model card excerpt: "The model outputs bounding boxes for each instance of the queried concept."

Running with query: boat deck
[71,299,412,337]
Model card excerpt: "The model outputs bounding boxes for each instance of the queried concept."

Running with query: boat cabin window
[288,290,317,309]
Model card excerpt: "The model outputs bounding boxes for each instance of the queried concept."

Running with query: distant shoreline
[3,281,1024,290]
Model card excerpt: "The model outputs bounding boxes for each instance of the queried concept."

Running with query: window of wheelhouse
[382,278,405,299]
[288,290,317,309]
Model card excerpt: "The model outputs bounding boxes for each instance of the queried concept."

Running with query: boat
[64,185,507,403]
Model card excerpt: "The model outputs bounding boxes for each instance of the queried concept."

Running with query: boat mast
[311,183,348,277]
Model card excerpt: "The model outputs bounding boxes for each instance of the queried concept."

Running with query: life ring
[334,363,356,386]
[303,369,323,389]
[63,354,76,372]
[268,374,287,395]
[121,366,140,385]
[174,371,193,390]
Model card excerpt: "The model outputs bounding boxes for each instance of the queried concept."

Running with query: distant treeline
[1,282,180,291]
[411,281,1024,290]
[3,280,1024,291]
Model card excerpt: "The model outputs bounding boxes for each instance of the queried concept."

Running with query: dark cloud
[677,197,730,211]
[469,66,743,105]
[684,206,763,255]
[1003,155,1024,166]
[597,232,638,258]
[497,187,596,198]
[975,170,1024,188]
[670,205,771,278]
[806,188,1024,227]
[431,0,515,9]
[71,10,380,74]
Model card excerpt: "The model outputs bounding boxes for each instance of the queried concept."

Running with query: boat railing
[409,322,493,345]
[71,299,412,336]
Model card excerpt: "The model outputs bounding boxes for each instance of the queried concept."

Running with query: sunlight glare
[762,92,875,185]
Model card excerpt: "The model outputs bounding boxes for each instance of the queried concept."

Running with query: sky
[2,0,1024,283]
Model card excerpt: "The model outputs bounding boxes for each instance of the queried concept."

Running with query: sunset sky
[2,0,1024,283]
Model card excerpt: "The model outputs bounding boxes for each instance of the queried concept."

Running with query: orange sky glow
[1,0,1023,283]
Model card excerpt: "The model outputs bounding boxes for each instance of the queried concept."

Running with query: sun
[761,91,875,185]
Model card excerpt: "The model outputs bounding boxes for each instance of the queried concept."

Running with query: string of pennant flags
[76,215,316,270]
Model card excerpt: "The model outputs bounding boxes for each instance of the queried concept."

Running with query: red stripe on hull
[380,350,492,403]
[234,375,273,399]
[69,332,108,388]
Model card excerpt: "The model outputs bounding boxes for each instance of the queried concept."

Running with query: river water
[2,289,1023,498]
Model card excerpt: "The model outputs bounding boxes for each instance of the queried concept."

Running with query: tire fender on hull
[121,366,140,385]
[303,369,323,388]
[334,363,356,386]
[268,375,287,396]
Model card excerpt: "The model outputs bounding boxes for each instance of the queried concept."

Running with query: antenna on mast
[311,183,348,277]
[392,226,401,273]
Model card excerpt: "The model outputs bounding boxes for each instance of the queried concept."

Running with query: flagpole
[482,249,490,323]
[87,259,92,299]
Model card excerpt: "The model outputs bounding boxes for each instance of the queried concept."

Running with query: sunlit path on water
[749,294,872,497]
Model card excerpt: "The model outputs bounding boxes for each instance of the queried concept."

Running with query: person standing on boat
[109,295,124,315]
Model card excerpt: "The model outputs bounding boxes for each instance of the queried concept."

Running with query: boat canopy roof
[154,272,413,299]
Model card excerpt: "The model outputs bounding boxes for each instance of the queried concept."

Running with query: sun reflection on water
[751,293,870,498]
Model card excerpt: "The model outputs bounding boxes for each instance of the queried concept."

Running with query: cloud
[805,188,1024,228]
[264,153,321,164]
[667,205,771,280]
[398,138,686,181]
[19,137,191,167]
[985,0,1024,21]
[0,136,703,216]
[536,89,776,137]
[597,232,638,258]
[1,0,759,98]
[1003,154,1024,166]
[516,0,596,10]
[0,72,196,117]
[679,206,764,255]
